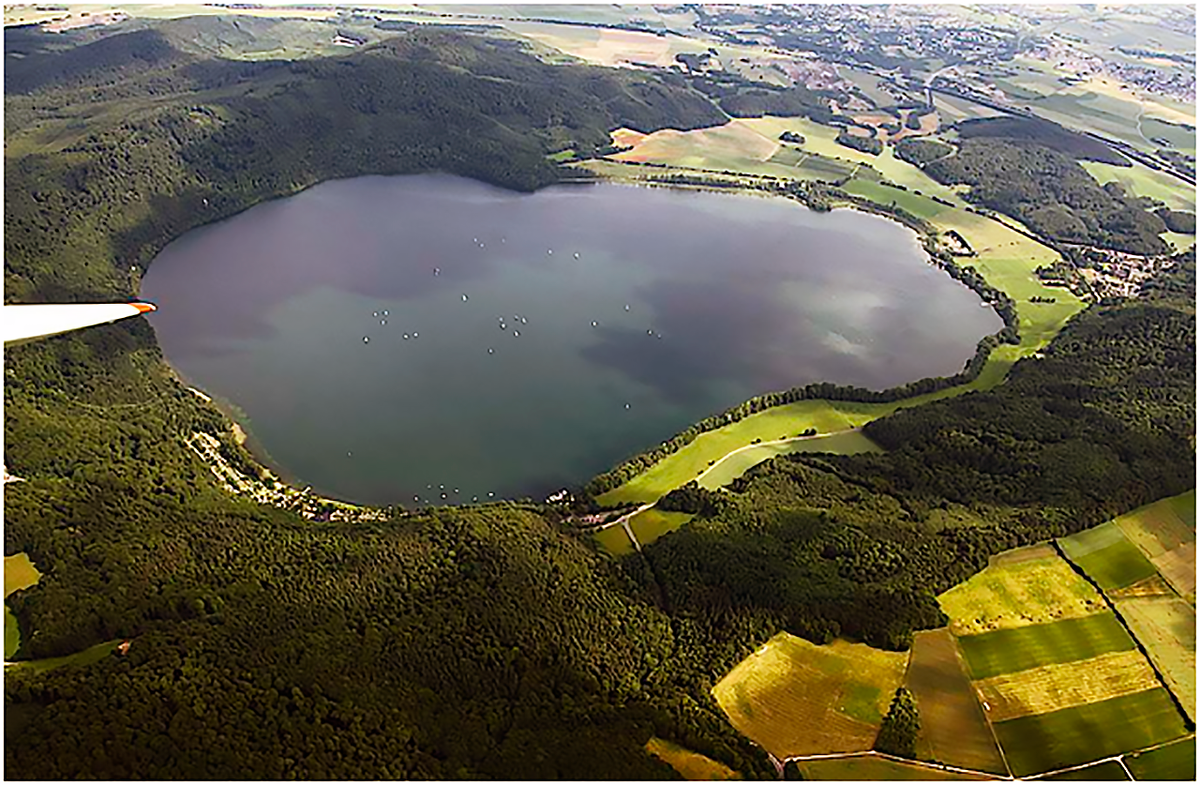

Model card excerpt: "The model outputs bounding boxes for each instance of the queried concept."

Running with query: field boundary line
[1050,539,1194,730]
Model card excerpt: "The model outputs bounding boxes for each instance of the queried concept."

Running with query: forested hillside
[4,17,1195,781]
[4,22,724,302]
[924,137,1169,255]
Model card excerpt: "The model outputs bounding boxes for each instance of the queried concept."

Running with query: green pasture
[629,509,693,548]
[1141,118,1196,157]
[798,755,990,780]
[1162,232,1196,254]
[5,553,42,660]
[838,68,899,109]
[1080,161,1196,212]
[1116,597,1196,724]
[842,178,958,221]
[994,688,1188,778]
[938,544,1105,636]
[698,430,882,490]
[1126,737,1196,781]
[1059,522,1159,591]
[956,612,1135,680]
[592,525,635,556]
[6,640,123,675]
[1042,761,1130,780]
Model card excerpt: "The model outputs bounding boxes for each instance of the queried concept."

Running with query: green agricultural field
[938,544,1106,637]
[905,629,1007,774]
[1126,737,1196,781]
[1042,760,1130,780]
[1114,491,1196,599]
[1116,597,1196,724]
[698,430,882,490]
[643,737,740,780]
[1059,522,1159,591]
[628,508,693,548]
[798,754,992,780]
[738,116,966,201]
[5,553,42,660]
[712,634,907,759]
[1080,161,1196,212]
[592,525,635,556]
[993,688,1188,778]
[956,612,1134,680]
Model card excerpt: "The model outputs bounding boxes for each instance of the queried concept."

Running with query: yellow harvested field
[938,545,1106,636]
[1108,575,1177,599]
[4,554,41,598]
[644,737,740,780]
[612,122,780,171]
[974,650,1159,722]
[713,634,907,759]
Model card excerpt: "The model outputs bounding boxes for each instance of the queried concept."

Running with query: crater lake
[141,174,1002,505]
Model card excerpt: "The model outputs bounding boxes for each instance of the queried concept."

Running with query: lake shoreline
[144,171,1004,510]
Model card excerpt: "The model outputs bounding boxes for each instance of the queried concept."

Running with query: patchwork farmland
[714,493,1194,779]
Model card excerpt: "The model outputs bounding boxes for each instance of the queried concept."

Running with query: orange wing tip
[133,302,157,313]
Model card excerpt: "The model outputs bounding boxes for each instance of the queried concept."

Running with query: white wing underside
[2,303,157,346]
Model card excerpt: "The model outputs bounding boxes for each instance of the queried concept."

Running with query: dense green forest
[3,22,724,302]
[4,17,1196,781]
[924,137,1169,255]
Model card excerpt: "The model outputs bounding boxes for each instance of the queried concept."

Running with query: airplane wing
[3,302,157,347]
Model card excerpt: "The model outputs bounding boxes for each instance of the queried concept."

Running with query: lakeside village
[184,430,388,524]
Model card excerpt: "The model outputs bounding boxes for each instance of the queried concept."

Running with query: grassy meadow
[712,634,907,759]
[643,737,740,780]
[955,613,1134,680]
[1116,597,1196,724]
[5,553,42,660]
[697,430,882,491]
[591,525,635,556]
[904,629,1007,774]
[1058,522,1160,592]
[1080,161,1197,212]
[1125,737,1196,781]
[993,688,1188,778]
[6,639,123,675]
[628,508,693,548]
[937,544,1106,637]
